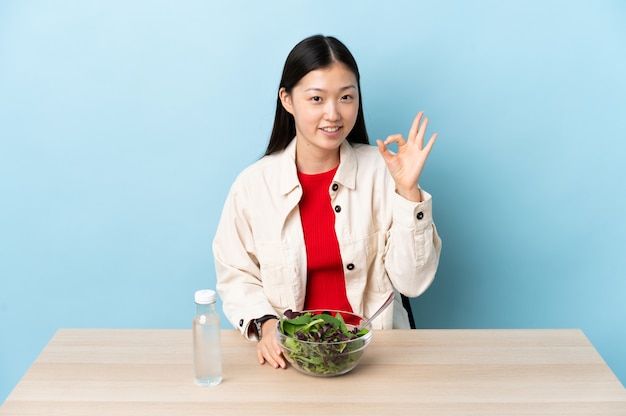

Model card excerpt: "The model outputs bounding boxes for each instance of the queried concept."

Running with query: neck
[295,141,341,174]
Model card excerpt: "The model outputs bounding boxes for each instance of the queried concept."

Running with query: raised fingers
[381,112,437,153]
[408,111,424,144]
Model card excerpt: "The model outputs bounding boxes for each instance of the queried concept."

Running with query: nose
[324,102,340,121]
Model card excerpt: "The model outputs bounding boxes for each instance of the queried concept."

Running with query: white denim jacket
[213,138,442,339]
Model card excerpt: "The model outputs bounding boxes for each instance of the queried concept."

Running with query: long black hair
[264,35,369,156]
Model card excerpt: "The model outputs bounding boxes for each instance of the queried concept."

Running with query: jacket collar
[278,138,359,196]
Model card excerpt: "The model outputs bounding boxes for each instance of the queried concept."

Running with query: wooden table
[1,329,625,415]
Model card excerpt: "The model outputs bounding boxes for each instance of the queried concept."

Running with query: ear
[279,87,294,115]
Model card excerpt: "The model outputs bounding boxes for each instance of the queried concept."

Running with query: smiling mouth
[320,126,341,132]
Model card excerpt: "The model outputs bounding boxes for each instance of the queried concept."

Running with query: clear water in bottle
[193,290,222,386]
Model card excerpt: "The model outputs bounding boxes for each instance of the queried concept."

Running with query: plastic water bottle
[192,289,222,386]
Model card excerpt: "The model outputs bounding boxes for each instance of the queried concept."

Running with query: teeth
[322,127,340,132]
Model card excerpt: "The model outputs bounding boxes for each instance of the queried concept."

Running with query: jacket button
[331,183,339,191]
[334,205,341,213]
[239,319,244,327]
[416,211,424,220]
[346,263,355,270]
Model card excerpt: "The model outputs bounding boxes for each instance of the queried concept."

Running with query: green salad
[278,310,370,376]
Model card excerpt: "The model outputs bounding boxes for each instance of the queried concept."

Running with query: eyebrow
[304,85,357,93]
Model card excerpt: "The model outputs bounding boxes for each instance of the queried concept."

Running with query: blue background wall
[1,0,625,403]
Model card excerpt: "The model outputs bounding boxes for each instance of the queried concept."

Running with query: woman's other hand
[256,318,286,369]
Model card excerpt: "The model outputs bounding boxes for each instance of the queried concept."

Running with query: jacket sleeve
[383,189,442,297]
[212,184,279,340]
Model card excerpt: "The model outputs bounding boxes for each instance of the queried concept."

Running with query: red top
[298,166,353,314]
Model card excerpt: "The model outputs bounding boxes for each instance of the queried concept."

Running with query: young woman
[213,35,442,369]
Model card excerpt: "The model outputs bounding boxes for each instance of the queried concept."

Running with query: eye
[311,96,322,102]
[341,95,353,101]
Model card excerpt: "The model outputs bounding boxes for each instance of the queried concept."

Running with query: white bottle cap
[195,289,216,304]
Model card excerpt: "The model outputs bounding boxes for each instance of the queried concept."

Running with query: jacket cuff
[237,311,278,341]
[393,188,434,231]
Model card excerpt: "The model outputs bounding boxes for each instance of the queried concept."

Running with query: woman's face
[280,62,359,159]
